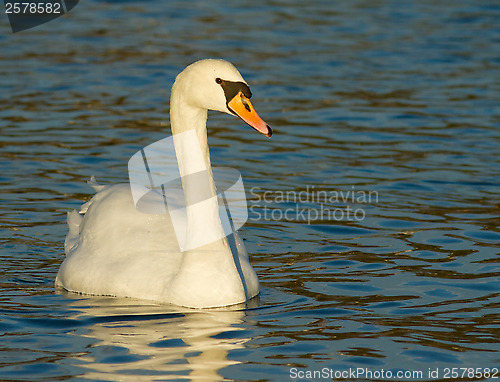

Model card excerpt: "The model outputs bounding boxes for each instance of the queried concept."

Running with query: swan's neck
[166,84,248,307]
[170,96,228,252]
[170,100,212,175]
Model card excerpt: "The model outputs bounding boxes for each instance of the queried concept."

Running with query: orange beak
[227,91,272,137]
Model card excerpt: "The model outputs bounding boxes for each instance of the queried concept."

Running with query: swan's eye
[215,78,223,84]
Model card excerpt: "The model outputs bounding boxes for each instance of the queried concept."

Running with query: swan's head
[172,59,272,137]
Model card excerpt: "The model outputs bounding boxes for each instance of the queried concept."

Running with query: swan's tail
[64,210,82,254]
[79,176,105,214]
[64,176,104,254]
[87,175,106,192]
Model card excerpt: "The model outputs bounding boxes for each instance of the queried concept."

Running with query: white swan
[55,59,272,308]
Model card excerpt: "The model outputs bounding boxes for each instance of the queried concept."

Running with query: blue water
[1,1,499,381]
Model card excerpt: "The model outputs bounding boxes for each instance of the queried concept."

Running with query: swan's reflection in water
[65,294,259,381]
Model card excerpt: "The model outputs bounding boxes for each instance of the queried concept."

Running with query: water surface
[1,0,499,381]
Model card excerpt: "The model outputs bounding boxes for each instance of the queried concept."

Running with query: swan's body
[55,59,272,308]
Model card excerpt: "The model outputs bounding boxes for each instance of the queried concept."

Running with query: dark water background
[1,1,499,381]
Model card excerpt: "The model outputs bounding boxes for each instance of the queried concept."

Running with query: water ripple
[1,0,499,380]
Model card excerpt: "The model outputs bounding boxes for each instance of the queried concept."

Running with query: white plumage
[56,59,271,308]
